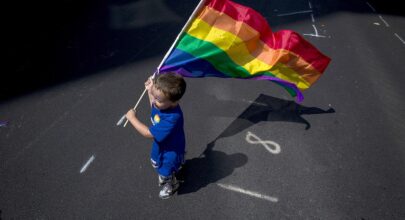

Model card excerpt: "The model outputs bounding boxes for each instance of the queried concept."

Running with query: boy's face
[150,85,177,110]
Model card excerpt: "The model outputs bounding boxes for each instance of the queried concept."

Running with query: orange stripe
[198,6,321,84]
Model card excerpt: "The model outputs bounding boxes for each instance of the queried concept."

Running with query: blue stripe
[160,48,227,77]
[160,48,301,100]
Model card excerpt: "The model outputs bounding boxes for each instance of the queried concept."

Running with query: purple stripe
[249,75,304,102]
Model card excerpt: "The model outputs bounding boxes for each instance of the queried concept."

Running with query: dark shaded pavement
[1,0,405,219]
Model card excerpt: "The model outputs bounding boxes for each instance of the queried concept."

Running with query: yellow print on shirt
[153,114,160,124]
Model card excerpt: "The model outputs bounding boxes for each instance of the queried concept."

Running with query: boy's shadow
[177,94,335,195]
[177,141,248,195]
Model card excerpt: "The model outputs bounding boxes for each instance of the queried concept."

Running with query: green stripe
[177,33,252,78]
[177,33,297,97]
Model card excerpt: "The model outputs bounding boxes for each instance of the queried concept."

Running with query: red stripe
[272,30,331,73]
[206,0,272,37]
[205,0,331,73]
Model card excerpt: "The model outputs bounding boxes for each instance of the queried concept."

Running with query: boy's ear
[171,100,179,107]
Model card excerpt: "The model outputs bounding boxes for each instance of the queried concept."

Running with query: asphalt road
[1,0,405,219]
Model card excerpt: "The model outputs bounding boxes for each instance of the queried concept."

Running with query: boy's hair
[153,72,186,102]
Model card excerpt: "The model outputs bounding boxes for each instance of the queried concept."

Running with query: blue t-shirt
[149,104,185,166]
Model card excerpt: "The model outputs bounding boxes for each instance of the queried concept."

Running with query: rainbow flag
[159,0,331,101]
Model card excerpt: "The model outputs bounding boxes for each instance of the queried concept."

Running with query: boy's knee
[158,165,174,177]
[157,151,185,176]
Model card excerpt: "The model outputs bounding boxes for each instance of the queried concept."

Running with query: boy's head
[151,72,186,110]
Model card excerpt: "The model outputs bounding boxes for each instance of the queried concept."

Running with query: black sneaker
[159,176,179,199]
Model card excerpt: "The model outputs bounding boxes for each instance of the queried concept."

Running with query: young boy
[126,72,186,199]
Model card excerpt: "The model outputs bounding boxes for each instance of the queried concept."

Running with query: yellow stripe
[198,6,321,86]
[187,18,311,89]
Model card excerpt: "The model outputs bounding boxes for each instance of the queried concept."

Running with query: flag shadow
[176,94,335,195]
[212,93,336,141]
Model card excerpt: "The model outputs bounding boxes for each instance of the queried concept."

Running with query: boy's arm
[126,109,153,139]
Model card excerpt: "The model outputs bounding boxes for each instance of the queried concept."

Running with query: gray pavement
[1,0,405,219]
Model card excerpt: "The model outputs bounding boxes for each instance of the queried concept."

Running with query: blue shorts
[151,146,184,177]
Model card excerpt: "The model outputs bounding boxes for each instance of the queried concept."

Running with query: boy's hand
[145,77,153,91]
[126,109,136,120]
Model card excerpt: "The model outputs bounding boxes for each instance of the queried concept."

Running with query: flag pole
[156,0,207,71]
[119,0,207,127]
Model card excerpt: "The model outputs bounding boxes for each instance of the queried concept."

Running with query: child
[126,72,186,199]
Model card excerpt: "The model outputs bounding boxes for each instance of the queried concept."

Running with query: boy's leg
[150,144,161,186]
[157,152,180,199]
[152,158,163,186]
[150,144,160,169]
[158,174,165,186]
[175,153,186,183]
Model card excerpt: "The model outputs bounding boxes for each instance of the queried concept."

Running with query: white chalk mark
[302,24,328,38]
[242,99,267,106]
[1,81,105,174]
[246,131,281,154]
[303,34,327,38]
[277,10,312,17]
[80,155,95,173]
[310,13,315,23]
[116,114,126,126]
[0,121,7,127]
[366,2,376,12]
[394,33,405,45]
[378,15,390,27]
[312,24,319,36]
[308,1,312,9]
[217,183,278,202]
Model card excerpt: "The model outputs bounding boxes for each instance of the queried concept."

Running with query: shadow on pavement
[177,141,248,195]
[4,0,405,103]
[3,0,193,103]
[212,94,336,140]
[177,94,334,195]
